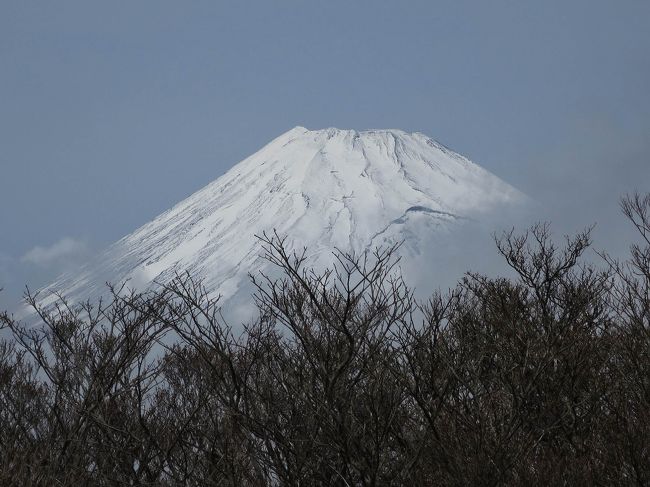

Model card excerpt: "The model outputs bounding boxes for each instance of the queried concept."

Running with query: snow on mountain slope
[35,127,526,313]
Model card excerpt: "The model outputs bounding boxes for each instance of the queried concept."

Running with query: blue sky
[1,0,649,308]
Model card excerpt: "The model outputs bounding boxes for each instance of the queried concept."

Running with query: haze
[1,0,649,309]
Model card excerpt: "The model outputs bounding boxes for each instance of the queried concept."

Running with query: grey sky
[1,0,649,308]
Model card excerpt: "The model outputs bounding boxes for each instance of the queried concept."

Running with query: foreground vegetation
[1,194,649,486]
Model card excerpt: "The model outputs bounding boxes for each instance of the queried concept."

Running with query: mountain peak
[36,127,526,314]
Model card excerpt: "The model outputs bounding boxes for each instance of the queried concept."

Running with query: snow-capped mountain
[36,126,526,314]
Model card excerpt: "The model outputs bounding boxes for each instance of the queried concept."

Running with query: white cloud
[21,237,88,267]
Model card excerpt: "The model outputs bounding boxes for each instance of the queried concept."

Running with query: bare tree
[1,196,649,485]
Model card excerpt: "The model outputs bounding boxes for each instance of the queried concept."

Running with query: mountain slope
[37,127,526,312]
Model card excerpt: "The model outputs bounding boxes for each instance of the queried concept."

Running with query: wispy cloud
[21,238,89,267]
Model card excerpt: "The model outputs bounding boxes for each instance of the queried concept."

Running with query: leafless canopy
[1,194,649,486]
